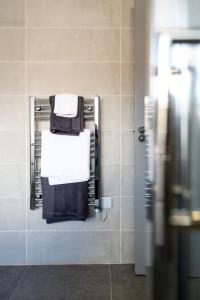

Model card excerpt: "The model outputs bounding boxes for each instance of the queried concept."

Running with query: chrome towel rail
[29,96,101,210]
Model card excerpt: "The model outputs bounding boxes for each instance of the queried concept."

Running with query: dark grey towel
[41,177,88,223]
[49,96,84,135]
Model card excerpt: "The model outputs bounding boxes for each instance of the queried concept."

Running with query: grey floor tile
[0,266,26,300]
[11,265,111,300]
[111,264,147,300]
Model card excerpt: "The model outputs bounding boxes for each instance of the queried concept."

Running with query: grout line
[27,26,134,29]
[0,60,134,63]
[101,128,135,131]
[0,195,135,199]
[0,264,28,266]
[133,0,136,260]
[0,262,133,266]
[0,162,27,165]
[101,162,135,165]
[109,196,135,199]
[24,0,28,266]
[0,27,25,29]
[9,266,29,300]
[109,264,113,300]
[0,59,134,65]
[0,229,136,232]
[28,229,124,232]
[27,60,122,63]
[0,197,27,200]
[0,129,28,132]
[28,27,121,30]
[101,129,135,131]
[0,95,27,97]
[0,229,136,233]
[0,94,134,97]
[0,60,25,63]
[0,229,125,233]
[0,161,26,165]
[0,26,134,29]
[0,197,27,199]
[27,60,134,63]
[119,0,122,265]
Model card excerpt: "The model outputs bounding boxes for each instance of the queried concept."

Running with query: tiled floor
[0,264,146,300]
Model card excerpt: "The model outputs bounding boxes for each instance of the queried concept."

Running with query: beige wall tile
[0,131,26,163]
[27,28,120,61]
[121,29,134,62]
[0,0,25,27]
[0,96,26,130]
[27,0,120,27]
[0,62,25,94]
[0,198,26,230]
[121,197,134,230]
[27,231,120,264]
[121,0,134,28]
[121,63,134,95]
[0,164,26,197]
[121,96,134,129]
[121,164,134,196]
[0,232,26,265]
[101,130,120,164]
[121,231,134,263]
[101,96,120,129]
[121,130,134,163]
[101,164,120,196]
[0,29,25,60]
[27,62,120,95]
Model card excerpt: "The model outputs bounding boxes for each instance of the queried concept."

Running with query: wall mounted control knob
[138,126,145,134]
[138,134,145,142]
[138,126,145,142]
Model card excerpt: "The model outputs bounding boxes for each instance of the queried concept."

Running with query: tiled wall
[153,0,200,29]
[0,0,134,265]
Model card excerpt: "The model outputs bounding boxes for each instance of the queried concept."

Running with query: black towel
[41,177,88,223]
[49,96,84,135]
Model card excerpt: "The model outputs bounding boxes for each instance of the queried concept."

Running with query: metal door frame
[134,0,147,275]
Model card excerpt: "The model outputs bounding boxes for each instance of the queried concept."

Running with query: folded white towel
[41,129,90,185]
[54,94,78,118]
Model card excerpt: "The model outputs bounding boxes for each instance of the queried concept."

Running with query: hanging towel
[41,129,90,185]
[49,96,84,135]
[41,177,88,223]
[54,94,78,118]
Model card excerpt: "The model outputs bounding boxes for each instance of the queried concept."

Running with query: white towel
[41,129,90,185]
[54,94,78,117]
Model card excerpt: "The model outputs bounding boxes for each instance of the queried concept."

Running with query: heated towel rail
[29,96,100,210]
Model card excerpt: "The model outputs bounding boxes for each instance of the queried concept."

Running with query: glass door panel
[150,34,200,300]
